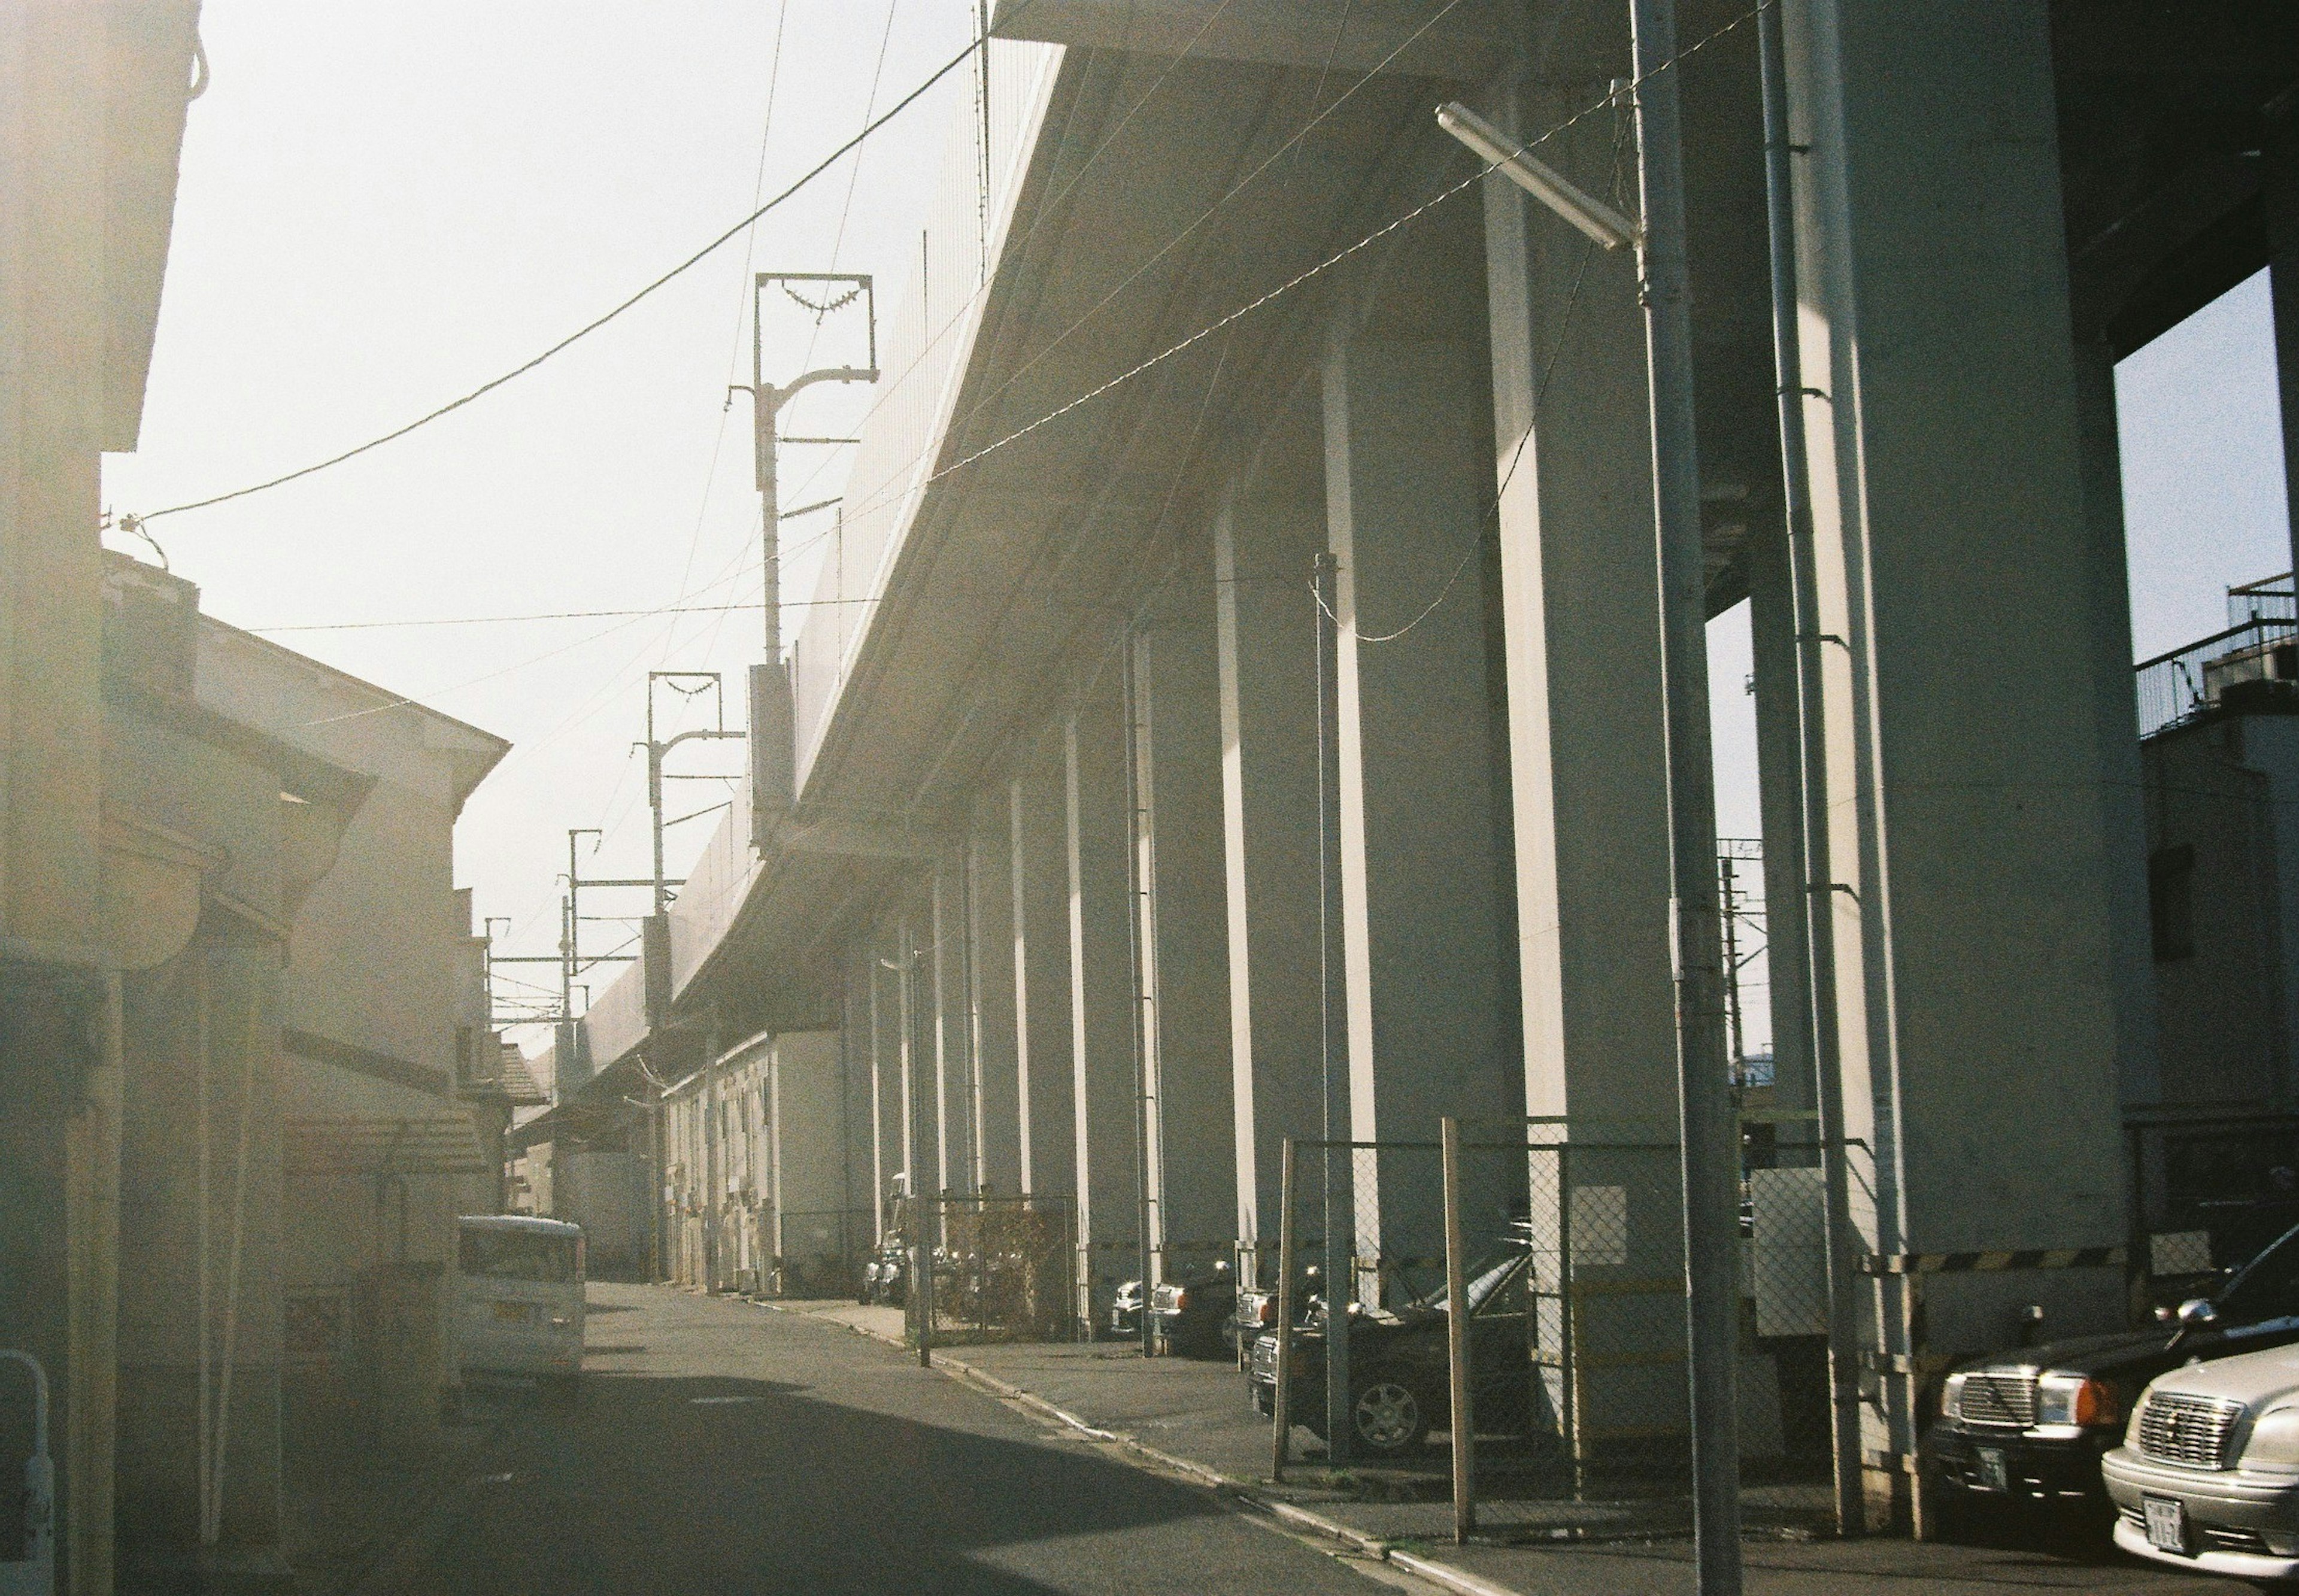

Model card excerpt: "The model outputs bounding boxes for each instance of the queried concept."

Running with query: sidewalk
[770,1299,2233,1596]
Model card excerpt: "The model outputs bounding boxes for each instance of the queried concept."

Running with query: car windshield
[2214,1221,2299,1322]
[1415,1249,1527,1316]
[460,1228,580,1285]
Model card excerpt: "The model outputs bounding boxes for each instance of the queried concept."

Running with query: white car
[2104,1340,2299,1580]
[457,1214,586,1394]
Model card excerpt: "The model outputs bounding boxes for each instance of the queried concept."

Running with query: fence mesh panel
[896,1194,1076,1346]
[1264,1127,1843,1540]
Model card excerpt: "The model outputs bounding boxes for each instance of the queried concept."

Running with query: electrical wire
[830,1,1763,546]
[131,5,1024,525]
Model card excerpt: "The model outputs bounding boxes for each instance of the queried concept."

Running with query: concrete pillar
[967,793,1023,1194]
[1785,0,2136,1521]
[1480,85,1679,1130]
[929,864,962,1195]
[1012,725,1076,1205]
[1135,560,1236,1280]
[2262,107,2299,583]
[1064,667,1139,1327]
[1322,215,1520,1275]
[1214,390,1326,1284]
[1478,82,1686,1448]
[862,939,890,1237]
[1747,533,1817,1126]
[2072,335,2164,1111]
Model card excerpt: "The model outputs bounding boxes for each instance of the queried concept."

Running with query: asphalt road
[365,1282,1399,1596]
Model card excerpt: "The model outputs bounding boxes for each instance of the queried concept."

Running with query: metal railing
[2136,614,2299,738]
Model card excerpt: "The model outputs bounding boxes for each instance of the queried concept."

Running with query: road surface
[362,1281,1402,1595]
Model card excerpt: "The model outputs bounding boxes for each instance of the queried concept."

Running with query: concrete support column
[1135,557,1236,1281]
[1012,725,1077,1204]
[2262,107,2299,582]
[1747,530,1817,1124]
[1065,667,1138,1328]
[1214,392,1326,1284]
[929,863,965,1196]
[1480,87,1679,1131]
[1785,0,2136,1522]
[968,793,1023,1194]
[1479,83,1687,1448]
[2072,334,2163,1112]
[1321,265,1519,1270]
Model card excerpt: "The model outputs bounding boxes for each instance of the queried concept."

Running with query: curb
[759,1300,1528,1596]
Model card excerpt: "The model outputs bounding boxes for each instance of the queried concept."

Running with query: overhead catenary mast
[733,272,879,844]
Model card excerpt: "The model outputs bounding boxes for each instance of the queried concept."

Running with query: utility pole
[1625,0,1744,1585]
[733,272,879,842]
[640,671,743,1027]
[1120,623,1158,1356]
[1755,0,1862,1534]
[1313,551,1352,1465]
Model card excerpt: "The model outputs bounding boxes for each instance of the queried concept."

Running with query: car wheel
[1351,1374,1430,1457]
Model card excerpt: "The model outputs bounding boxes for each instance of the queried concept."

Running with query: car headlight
[2245,1408,2299,1474]
[1942,1372,1966,1422]
[2035,1373,2119,1429]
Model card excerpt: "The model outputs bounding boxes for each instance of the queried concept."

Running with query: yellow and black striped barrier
[1858,1246,2125,1276]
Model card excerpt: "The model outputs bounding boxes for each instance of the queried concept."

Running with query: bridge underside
[587,0,2299,1533]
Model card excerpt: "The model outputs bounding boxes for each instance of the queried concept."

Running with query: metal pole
[1624,4,1743,1588]
[1442,1117,1476,1541]
[1313,551,1352,1465]
[1719,852,1745,1075]
[1756,0,1863,1534]
[1272,1137,1297,1482]
[1120,625,1157,1356]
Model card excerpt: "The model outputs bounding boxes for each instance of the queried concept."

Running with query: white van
[457,1215,585,1393]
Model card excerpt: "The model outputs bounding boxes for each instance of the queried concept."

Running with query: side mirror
[2177,1297,2219,1328]
[2016,1303,2045,1348]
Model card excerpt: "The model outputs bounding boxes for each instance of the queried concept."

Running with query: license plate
[1974,1447,2008,1492]
[492,1300,530,1323]
[2143,1495,2191,1556]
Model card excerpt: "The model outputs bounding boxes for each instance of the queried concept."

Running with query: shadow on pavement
[379,1369,1251,1595]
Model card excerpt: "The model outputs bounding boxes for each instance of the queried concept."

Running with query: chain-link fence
[895,1193,1076,1347]
[1253,1122,1849,1541]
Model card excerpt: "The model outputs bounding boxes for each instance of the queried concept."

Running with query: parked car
[1924,1220,2299,1530]
[1247,1235,1536,1459]
[1109,1278,1145,1339]
[2103,1342,2299,1579]
[1149,1263,1236,1359]
[859,1234,910,1307]
[457,1214,585,1397]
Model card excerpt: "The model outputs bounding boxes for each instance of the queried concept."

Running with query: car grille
[1958,1372,2037,1429]
[2137,1391,2245,1470]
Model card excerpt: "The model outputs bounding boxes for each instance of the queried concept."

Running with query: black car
[1150,1263,1237,1359]
[1924,1220,2299,1528]
[1247,1237,1538,1459]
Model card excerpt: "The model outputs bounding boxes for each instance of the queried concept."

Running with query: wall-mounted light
[1436,101,1640,251]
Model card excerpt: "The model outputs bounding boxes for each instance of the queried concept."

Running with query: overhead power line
[245,595,882,635]
[134,6,1026,524]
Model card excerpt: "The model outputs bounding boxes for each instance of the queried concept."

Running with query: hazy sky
[102,2,970,1020]
[101,7,2294,1048]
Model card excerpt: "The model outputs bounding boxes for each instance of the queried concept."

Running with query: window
[2149,843,2197,962]
[460,1226,579,1283]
